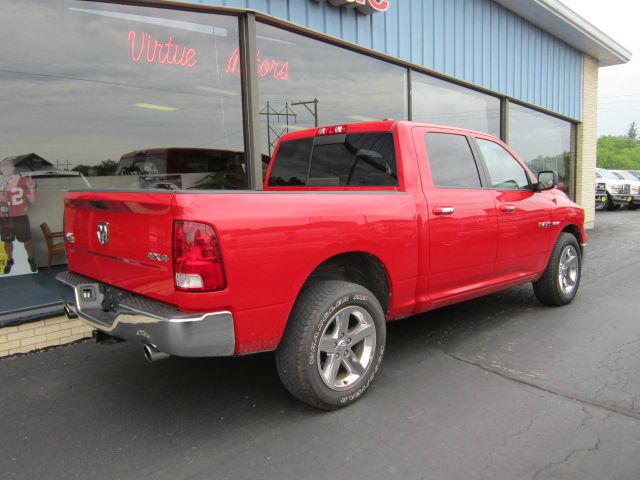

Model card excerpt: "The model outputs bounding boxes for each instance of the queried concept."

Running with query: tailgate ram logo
[97,222,109,246]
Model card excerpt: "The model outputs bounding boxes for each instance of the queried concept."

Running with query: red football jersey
[1,175,32,217]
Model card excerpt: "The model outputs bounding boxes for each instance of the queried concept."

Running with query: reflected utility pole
[291,98,319,127]
[259,99,320,156]
[260,101,297,156]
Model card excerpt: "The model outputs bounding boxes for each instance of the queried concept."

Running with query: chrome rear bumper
[56,271,235,357]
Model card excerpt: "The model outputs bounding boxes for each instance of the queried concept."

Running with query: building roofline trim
[494,0,631,67]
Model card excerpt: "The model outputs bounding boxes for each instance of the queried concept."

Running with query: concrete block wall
[0,316,93,357]
[575,54,599,229]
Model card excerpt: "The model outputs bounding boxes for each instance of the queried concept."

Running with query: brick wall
[0,316,93,357]
[575,54,599,229]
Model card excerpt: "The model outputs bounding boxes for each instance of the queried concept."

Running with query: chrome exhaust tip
[143,344,170,363]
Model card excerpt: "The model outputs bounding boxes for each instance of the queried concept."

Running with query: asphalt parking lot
[1,211,639,480]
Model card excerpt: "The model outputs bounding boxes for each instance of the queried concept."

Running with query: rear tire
[276,280,386,410]
[533,233,581,306]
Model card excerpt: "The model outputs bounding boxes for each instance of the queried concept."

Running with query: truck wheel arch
[536,224,584,280]
[292,251,391,319]
[562,224,583,245]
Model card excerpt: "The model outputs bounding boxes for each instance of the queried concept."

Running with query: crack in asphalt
[531,433,601,480]
[442,350,640,421]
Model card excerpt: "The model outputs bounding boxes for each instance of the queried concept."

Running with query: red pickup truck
[58,121,586,409]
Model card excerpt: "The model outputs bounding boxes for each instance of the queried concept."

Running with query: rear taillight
[173,221,226,292]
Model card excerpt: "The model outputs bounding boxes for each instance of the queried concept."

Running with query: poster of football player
[0,157,37,277]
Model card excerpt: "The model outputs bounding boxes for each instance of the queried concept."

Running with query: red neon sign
[127,31,197,68]
[225,48,289,81]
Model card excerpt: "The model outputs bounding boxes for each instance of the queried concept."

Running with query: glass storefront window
[411,72,501,137]
[508,103,574,197]
[1,0,245,191]
[255,22,408,163]
[0,0,244,277]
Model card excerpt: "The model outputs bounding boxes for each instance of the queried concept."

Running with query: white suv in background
[611,170,640,210]
[595,168,632,211]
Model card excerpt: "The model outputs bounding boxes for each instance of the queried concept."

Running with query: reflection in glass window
[1,0,245,192]
[0,0,245,272]
[425,133,481,188]
[412,73,501,137]
[508,103,574,197]
[477,139,530,190]
[256,23,407,164]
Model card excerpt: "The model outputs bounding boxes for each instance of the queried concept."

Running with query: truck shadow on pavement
[40,283,540,425]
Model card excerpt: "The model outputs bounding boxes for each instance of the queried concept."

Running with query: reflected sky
[412,72,501,137]
[508,102,573,195]
[508,103,571,163]
[256,23,407,156]
[0,0,244,166]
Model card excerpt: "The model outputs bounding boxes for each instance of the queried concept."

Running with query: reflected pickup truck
[58,121,587,410]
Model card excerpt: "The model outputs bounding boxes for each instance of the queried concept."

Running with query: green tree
[95,160,117,176]
[72,164,91,176]
[627,121,639,140]
[598,135,640,169]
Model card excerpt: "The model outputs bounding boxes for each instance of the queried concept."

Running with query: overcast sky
[560,0,639,137]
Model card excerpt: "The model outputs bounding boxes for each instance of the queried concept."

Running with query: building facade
[0,0,631,350]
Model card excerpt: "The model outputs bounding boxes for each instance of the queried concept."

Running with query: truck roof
[276,121,495,144]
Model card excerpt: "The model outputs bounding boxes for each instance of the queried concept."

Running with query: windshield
[598,169,623,180]
[117,154,165,175]
[617,171,638,181]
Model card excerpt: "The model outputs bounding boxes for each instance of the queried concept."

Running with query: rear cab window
[267,125,399,189]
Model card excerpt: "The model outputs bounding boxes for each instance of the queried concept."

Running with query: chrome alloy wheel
[558,245,579,296]
[316,306,377,391]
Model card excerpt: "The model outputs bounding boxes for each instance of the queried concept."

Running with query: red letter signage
[225,48,289,81]
[311,0,390,14]
[127,31,198,68]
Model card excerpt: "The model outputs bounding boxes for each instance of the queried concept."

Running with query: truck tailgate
[64,191,177,305]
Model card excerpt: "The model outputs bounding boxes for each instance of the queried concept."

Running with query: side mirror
[536,170,557,191]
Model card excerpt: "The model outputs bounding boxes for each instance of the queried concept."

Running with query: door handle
[433,207,455,215]
[500,205,516,212]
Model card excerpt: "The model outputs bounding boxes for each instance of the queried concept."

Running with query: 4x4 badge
[97,222,109,246]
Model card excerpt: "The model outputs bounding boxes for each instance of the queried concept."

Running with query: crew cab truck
[595,168,632,211]
[57,121,586,410]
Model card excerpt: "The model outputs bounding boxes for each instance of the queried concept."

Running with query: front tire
[595,197,607,211]
[276,280,386,410]
[533,233,581,306]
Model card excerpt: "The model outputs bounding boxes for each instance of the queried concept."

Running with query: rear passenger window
[476,139,530,190]
[425,133,481,188]
[268,133,397,187]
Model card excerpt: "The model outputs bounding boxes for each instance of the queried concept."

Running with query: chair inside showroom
[40,222,66,270]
